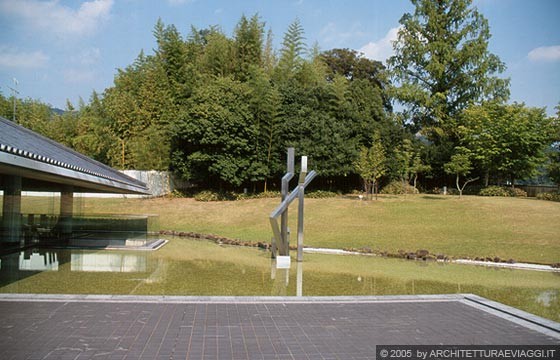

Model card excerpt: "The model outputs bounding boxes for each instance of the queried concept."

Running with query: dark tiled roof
[0,117,149,193]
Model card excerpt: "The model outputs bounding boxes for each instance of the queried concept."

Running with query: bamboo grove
[1,1,558,193]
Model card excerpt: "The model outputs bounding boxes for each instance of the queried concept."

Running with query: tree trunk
[456,174,462,198]
[121,138,125,169]
[484,170,489,187]
[264,121,275,193]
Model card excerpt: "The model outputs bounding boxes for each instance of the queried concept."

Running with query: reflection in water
[270,261,304,297]
[0,238,558,322]
[0,248,148,275]
[71,252,147,272]
[536,290,556,307]
[19,252,58,271]
[297,261,303,297]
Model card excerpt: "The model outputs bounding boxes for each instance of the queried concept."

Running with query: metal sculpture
[269,148,316,267]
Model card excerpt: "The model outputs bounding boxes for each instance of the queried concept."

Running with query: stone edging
[160,230,560,272]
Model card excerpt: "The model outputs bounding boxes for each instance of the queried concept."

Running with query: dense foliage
[478,186,527,198]
[1,1,558,194]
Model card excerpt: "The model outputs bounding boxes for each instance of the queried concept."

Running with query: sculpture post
[297,156,307,262]
[269,149,316,268]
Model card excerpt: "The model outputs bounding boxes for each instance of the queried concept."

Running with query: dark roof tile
[0,117,148,193]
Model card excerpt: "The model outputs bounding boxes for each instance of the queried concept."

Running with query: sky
[0,0,558,115]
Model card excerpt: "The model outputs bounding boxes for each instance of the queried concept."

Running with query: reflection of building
[0,116,151,248]
[19,252,58,271]
[71,252,147,273]
[1,249,147,276]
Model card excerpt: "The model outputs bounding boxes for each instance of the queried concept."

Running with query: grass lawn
[20,194,560,264]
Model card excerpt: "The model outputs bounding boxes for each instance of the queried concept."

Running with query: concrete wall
[17,171,186,198]
[122,170,172,197]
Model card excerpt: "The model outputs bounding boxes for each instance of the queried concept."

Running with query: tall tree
[275,18,306,82]
[173,76,265,188]
[72,91,113,164]
[388,0,509,145]
[104,52,174,169]
[394,138,415,192]
[547,103,560,185]
[200,28,235,77]
[262,28,276,75]
[154,19,196,104]
[354,132,387,199]
[321,48,391,111]
[234,14,265,80]
[461,102,553,186]
[246,67,281,191]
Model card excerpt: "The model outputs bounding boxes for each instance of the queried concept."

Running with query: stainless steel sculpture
[270,148,317,266]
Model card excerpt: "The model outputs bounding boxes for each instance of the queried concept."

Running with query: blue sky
[0,0,558,115]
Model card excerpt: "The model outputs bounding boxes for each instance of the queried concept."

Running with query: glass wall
[1,190,158,250]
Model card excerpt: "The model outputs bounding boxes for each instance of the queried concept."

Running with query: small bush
[380,180,419,195]
[165,189,189,198]
[512,187,528,197]
[462,185,485,196]
[427,187,446,195]
[536,192,560,202]
[306,190,339,198]
[479,186,511,197]
[479,186,527,197]
[249,191,281,199]
[194,190,223,202]
[193,189,339,201]
[446,188,459,195]
[194,190,286,201]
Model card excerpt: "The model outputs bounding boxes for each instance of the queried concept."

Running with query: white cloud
[0,0,113,38]
[320,21,366,46]
[358,26,401,62]
[72,47,101,66]
[0,47,49,69]
[528,45,560,62]
[63,68,95,84]
[167,0,194,5]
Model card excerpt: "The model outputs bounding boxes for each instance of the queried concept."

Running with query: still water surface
[1,237,558,321]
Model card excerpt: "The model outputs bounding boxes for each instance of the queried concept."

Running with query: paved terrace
[0,294,558,359]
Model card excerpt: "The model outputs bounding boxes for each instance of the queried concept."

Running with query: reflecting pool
[1,237,559,321]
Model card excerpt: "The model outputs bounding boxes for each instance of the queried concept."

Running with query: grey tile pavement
[0,294,557,359]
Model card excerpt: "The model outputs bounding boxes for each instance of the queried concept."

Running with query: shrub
[380,180,419,195]
[462,185,485,196]
[165,189,189,198]
[479,186,527,197]
[306,190,339,198]
[536,192,560,202]
[249,191,281,199]
[194,190,285,201]
[479,186,511,197]
[194,190,223,202]
[427,187,442,195]
[512,187,528,197]
[193,189,338,201]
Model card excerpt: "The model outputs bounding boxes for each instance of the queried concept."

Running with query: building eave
[0,151,149,194]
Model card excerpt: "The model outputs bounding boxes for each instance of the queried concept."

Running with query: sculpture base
[276,256,291,269]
